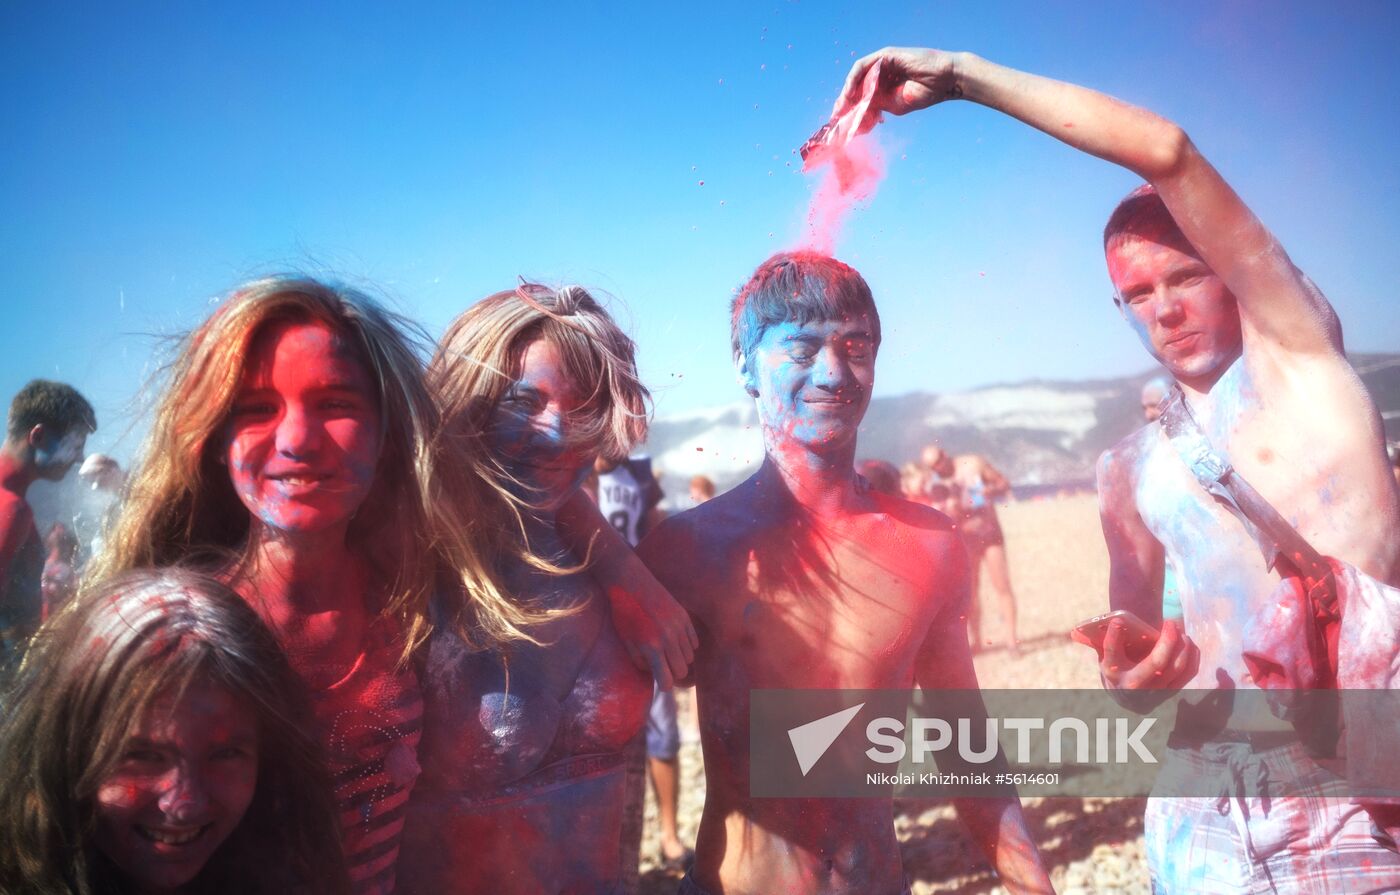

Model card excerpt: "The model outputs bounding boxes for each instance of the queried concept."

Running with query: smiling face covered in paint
[730,252,881,456]
[1108,224,1243,391]
[488,338,595,509]
[224,319,383,536]
[93,678,259,894]
[743,315,876,451]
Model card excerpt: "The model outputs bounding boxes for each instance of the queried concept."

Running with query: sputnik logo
[788,703,864,776]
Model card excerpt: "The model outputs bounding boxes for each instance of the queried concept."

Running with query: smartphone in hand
[1071,610,1160,663]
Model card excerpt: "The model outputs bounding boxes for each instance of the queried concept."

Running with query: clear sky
[3,1,1398,463]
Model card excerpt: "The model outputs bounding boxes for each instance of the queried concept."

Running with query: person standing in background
[921,444,1021,655]
[1139,376,1171,423]
[856,458,902,497]
[75,452,126,563]
[39,522,80,618]
[0,379,95,668]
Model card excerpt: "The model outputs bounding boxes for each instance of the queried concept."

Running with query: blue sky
[3,2,1398,463]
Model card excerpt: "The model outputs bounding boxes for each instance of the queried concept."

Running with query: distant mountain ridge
[645,352,1400,507]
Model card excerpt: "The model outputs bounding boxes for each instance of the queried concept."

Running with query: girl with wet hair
[0,568,347,895]
[87,276,552,894]
[398,282,676,893]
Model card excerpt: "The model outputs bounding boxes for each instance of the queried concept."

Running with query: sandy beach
[638,492,1152,894]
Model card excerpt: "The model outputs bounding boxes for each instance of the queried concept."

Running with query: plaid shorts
[1145,740,1400,893]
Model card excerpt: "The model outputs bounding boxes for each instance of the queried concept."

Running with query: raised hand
[835,47,961,118]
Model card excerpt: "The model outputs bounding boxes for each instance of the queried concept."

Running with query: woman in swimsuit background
[399,283,661,894]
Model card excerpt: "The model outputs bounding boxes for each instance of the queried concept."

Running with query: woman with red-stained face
[89,277,545,894]
[223,319,384,537]
[0,569,346,895]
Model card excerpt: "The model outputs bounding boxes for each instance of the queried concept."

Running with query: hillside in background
[645,353,1400,508]
[26,355,1400,525]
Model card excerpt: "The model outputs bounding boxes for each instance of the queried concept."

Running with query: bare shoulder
[860,491,969,594]
[869,490,959,542]
[637,483,759,597]
[1099,425,1154,483]
[1096,425,1160,524]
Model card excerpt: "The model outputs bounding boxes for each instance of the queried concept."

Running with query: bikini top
[414,565,651,799]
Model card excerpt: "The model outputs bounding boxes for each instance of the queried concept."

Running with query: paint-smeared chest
[1134,414,1331,685]
[716,524,936,690]
[416,574,650,794]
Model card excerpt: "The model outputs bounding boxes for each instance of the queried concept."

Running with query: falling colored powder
[799,136,885,254]
[795,60,888,254]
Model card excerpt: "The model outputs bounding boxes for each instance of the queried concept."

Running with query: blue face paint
[34,430,88,480]
[488,339,594,508]
[744,316,876,453]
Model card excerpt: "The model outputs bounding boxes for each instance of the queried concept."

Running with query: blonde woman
[399,283,674,894]
[0,569,348,895]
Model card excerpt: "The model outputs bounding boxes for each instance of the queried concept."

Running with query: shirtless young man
[0,380,94,666]
[638,252,1052,895]
[837,47,1400,890]
[921,445,1019,655]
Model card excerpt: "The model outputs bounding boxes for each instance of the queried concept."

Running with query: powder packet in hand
[799,59,884,170]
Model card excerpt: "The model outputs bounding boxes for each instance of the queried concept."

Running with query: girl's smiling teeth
[137,823,211,846]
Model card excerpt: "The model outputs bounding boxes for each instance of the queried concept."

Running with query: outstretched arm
[557,491,697,689]
[915,540,1053,894]
[837,47,1339,357]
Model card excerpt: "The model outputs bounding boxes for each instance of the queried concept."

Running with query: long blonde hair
[88,276,527,656]
[429,283,650,635]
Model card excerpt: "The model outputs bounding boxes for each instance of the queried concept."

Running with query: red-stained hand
[607,582,698,691]
[835,47,961,118]
[1101,617,1198,691]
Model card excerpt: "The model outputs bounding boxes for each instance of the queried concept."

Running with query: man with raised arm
[637,252,1052,895]
[836,47,1400,890]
